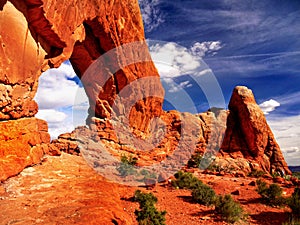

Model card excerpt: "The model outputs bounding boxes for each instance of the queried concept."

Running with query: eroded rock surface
[0,0,290,187]
[0,153,134,224]
[220,86,290,175]
[0,118,50,181]
[0,0,163,180]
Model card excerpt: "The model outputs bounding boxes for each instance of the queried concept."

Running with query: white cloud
[139,0,164,32]
[35,62,87,109]
[35,109,75,139]
[150,42,201,78]
[168,80,192,93]
[190,41,223,57]
[36,109,67,125]
[149,42,202,93]
[267,115,300,166]
[259,99,280,114]
[149,41,222,94]
[282,147,299,154]
[35,61,89,139]
[195,69,213,77]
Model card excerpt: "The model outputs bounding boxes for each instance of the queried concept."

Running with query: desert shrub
[248,169,266,178]
[134,190,166,225]
[256,179,268,195]
[140,169,157,179]
[215,194,245,223]
[187,153,203,168]
[117,154,138,177]
[191,183,216,206]
[293,172,300,180]
[171,171,202,189]
[288,188,300,218]
[256,179,285,206]
[206,163,222,172]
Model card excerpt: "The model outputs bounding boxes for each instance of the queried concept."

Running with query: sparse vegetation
[117,154,138,177]
[171,171,203,189]
[292,172,300,180]
[256,179,286,206]
[191,183,216,206]
[215,194,245,224]
[134,190,166,225]
[288,187,300,218]
[171,170,245,223]
[206,163,222,172]
[187,152,202,168]
[248,169,266,178]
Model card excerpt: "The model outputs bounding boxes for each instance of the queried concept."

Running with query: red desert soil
[0,154,294,225]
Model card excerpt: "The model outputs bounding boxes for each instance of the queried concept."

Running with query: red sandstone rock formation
[0,0,163,181]
[0,0,290,184]
[0,118,50,181]
[220,86,291,175]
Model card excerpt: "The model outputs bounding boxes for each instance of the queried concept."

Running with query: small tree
[171,171,202,189]
[134,190,166,225]
[191,183,216,206]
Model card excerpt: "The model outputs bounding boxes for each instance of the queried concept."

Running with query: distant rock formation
[53,86,291,178]
[220,86,291,175]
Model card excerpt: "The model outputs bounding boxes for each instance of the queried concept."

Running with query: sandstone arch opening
[35,60,89,139]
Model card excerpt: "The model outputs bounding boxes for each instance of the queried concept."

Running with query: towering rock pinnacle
[220,86,290,175]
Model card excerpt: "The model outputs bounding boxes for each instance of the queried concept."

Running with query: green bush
[215,194,245,224]
[191,183,216,206]
[256,179,285,206]
[288,188,300,218]
[248,169,266,178]
[171,171,202,189]
[134,190,166,225]
[117,154,138,177]
[187,153,202,168]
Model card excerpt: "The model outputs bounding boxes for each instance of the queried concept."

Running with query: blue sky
[35,0,300,165]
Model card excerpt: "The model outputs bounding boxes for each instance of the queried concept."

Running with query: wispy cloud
[190,41,223,57]
[267,115,300,166]
[139,0,164,32]
[149,41,222,78]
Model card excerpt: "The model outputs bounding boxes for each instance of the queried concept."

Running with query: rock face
[0,153,134,225]
[0,118,50,181]
[220,86,290,175]
[0,0,163,181]
[48,132,80,156]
